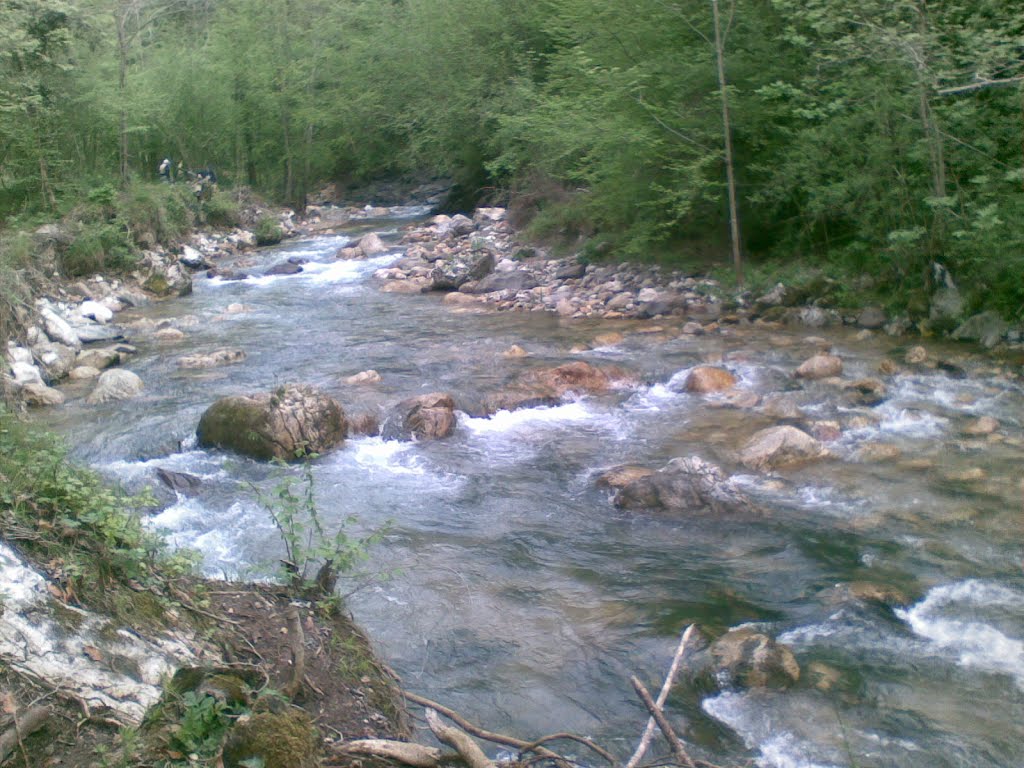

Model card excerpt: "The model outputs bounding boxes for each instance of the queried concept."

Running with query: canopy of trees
[1,0,1022,315]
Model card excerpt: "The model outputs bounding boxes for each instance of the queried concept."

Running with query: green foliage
[202,189,242,228]
[171,691,233,757]
[60,220,133,277]
[0,231,36,348]
[118,183,195,246]
[253,216,282,246]
[0,407,198,626]
[253,457,387,598]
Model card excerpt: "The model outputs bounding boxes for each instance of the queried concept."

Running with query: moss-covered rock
[196,384,347,461]
[222,708,320,768]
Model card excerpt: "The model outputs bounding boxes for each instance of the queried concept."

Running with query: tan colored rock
[178,349,246,369]
[347,412,380,436]
[878,359,899,375]
[739,425,826,471]
[854,443,902,463]
[596,465,655,490]
[86,369,143,404]
[344,370,382,385]
[963,416,999,436]
[381,279,429,293]
[593,332,624,347]
[442,292,485,306]
[905,346,928,364]
[795,353,843,380]
[154,327,186,341]
[684,365,737,394]
[848,581,909,607]
[807,662,842,692]
[68,366,101,380]
[21,383,65,407]
[380,393,457,441]
[709,627,800,689]
[809,420,841,442]
[945,467,987,482]
[502,345,528,358]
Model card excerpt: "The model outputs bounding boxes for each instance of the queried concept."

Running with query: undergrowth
[0,407,198,628]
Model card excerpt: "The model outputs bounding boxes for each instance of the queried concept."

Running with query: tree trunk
[711,0,743,287]
[117,8,130,185]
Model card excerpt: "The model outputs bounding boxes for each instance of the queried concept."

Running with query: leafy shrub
[119,182,195,246]
[0,232,36,348]
[59,221,135,277]
[254,216,283,246]
[202,189,242,227]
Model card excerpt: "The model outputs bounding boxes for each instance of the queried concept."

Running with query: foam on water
[462,401,598,436]
[897,580,1024,691]
[147,498,270,576]
[703,692,844,768]
[348,437,429,476]
[100,451,227,484]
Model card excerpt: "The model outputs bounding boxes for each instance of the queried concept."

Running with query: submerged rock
[739,425,827,471]
[380,393,457,441]
[177,349,247,369]
[86,369,143,404]
[709,627,800,689]
[683,366,736,394]
[795,353,842,380]
[613,456,751,514]
[197,384,347,460]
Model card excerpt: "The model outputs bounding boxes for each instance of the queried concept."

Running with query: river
[36,211,1024,768]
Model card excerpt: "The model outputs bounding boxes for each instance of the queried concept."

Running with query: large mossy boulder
[222,709,320,768]
[196,384,347,460]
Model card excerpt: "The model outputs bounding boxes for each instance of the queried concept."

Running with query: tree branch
[936,75,1024,96]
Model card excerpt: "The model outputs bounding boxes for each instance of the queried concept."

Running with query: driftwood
[630,677,694,768]
[282,603,306,698]
[331,738,443,767]
[625,625,696,768]
[0,704,51,764]
[425,708,495,768]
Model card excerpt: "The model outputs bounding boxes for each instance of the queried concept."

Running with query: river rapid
[36,211,1024,768]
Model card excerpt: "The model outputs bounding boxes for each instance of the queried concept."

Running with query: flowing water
[36,213,1024,768]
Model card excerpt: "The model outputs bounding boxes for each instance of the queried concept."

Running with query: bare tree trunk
[712,0,743,287]
[117,8,130,185]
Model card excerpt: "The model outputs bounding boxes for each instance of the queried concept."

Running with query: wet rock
[68,365,101,380]
[795,353,843,380]
[32,341,77,382]
[847,581,909,607]
[807,662,842,692]
[613,456,750,514]
[681,321,705,335]
[380,393,457,441]
[154,327,186,341]
[709,627,800,689]
[594,332,625,347]
[904,346,928,365]
[963,416,999,436]
[197,384,347,460]
[21,382,65,407]
[936,359,968,379]
[683,365,736,394]
[854,443,901,463]
[263,261,303,276]
[808,420,841,442]
[952,311,1009,348]
[357,232,388,257]
[348,412,380,436]
[336,246,364,260]
[155,468,202,496]
[442,291,486,307]
[178,245,209,269]
[739,425,826,471]
[76,345,127,370]
[843,377,887,406]
[222,709,320,768]
[596,465,655,490]
[857,306,887,329]
[878,359,900,375]
[382,278,431,293]
[516,361,630,400]
[345,369,382,385]
[73,323,125,343]
[944,467,987,482]
[86,369,143,404]
[178,349,246,369]
[760,395,803,421]
[431,251,495,290]
[502,344,528,358]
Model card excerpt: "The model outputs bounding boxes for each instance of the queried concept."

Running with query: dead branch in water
[630,677,694,768]
[425,707,495,768]
[626,625,697,768]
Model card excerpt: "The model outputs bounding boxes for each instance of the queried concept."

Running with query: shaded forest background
[2,0,1023,317]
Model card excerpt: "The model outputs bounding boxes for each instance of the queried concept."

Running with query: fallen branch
[0,705,51,765]
[630,677,694,768]
[425,708,494,768]
[519,733,615,765]
[282,603,305,698]
[625,625,696,768]
[403,691,580,766]
[331,738,443,767]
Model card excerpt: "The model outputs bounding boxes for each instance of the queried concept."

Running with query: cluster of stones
[366,208,729,321]
[3,225,260,407]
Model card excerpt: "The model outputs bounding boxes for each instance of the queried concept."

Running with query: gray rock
[555,262,587,280]
[72,324,125,343]
[447,214,476,237]
[614,456,750,514]
[797,306,830,328]
[358,232,387,256]
[177,349,246,369]
[33,341,78,382]
[38,303,82,349]
[430,252,495,290]
[86,369,144,404]
[857,306,887,329]
[21,383,65,407]
[951,310,1009,348]
[9,360,44,386]
[263,261,303,276]
[739,425,827,471]
[464,270,539,294]
[155,468,202,496]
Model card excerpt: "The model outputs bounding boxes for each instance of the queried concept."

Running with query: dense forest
[1,0,1023,317]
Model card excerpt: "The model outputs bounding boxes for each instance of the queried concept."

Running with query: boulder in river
[380,393,457,442]
[263,261,304,276]
[951,310,1009,348]
[21,382,65,407]
[86,369,143,404]
[738,425,827,471]
[794,353,842,380]
[344,369,382,385]
[196,384,347,461]
[683,365,736,394]
[612,456,751,514]
[430,252,495,290]
[155,468,203,496]
[708,627,800,689]
[357,232,387,257]
[177,349,247,369]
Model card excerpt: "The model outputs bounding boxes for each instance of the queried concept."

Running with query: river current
[37,212,1024,768]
